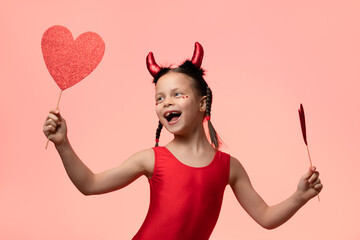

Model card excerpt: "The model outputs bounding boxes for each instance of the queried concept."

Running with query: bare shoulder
[88,149,155,195]
[127,148,155,179]
[228,156,250,185]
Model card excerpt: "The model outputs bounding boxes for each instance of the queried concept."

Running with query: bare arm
[229,157,322,229]
[43,109,153,195]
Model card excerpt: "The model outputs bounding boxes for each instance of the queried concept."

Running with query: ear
[199,96,207,112]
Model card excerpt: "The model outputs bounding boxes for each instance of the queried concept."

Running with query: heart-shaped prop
[41,25,105,90]
[298,103,320,201]
[42,25,105,149]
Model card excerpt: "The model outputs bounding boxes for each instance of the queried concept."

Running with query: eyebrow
[155,87,182,97]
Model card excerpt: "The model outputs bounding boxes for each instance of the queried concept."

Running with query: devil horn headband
[146,42,204,77]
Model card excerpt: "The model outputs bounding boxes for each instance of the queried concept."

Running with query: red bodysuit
[132,146,230,240]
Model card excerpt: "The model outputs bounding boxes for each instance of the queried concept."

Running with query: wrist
[55,137,70,151]
[292,190,308,206]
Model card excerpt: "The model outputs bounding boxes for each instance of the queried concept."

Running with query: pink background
[1,0,359,239]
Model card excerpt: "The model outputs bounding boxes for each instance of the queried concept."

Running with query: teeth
[164,112,179,117]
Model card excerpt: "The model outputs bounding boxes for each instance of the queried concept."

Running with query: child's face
[155,72,206,135]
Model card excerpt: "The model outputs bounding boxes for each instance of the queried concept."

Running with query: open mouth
[164,111,182,123]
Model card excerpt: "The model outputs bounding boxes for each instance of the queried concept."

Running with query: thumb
[302,166,316,181]
[55,109,66,124]
[55,108,66,125]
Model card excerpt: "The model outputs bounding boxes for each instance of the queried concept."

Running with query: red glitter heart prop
[41,25,105,90]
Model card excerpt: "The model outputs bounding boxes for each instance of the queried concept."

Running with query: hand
[297,166,323,202]
[43,109,68,146]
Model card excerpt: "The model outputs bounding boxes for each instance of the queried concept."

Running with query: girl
[43,42,323,240]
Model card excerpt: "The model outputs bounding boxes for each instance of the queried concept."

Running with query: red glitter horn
[191,42,204,68]
[146,52,161,77]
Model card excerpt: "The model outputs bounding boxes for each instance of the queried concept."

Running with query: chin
[163,123,186,136]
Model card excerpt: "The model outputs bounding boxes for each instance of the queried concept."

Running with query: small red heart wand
[298,103,320,201]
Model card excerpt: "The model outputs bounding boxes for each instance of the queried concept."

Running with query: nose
[163,97,174,108]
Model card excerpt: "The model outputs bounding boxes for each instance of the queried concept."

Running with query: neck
[167,123,214,153]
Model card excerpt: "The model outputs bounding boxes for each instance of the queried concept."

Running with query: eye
[156,96,164,103]
[174,92,182,97]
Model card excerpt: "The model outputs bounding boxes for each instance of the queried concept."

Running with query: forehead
[155,72,194,93]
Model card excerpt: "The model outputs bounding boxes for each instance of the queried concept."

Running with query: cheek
[179,96,193,109]
[181,97,198,113]
[155,105,161,118]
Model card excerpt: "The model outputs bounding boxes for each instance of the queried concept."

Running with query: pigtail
[155,121,163,147]
[206,87,221,150]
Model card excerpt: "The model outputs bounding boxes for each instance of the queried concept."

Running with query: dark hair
[153,60,221,149]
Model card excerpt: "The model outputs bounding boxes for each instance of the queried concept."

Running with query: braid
[155,121,163,147]
[206,87,212,117]
[206,87,220,149]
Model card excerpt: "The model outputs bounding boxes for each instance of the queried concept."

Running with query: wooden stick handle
[306,145,320,201]
[306,145,313,167]
[45,90,63,149]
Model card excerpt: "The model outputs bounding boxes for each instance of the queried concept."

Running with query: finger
[43,118,53,128]
[43,125,50,135]
[57,111,65,123]
[302,166,316,181]
[45,118,58,129]
[310,178,321,188]
[46,113,61,125]
[49,108,60,115]
[44,117,59,130]
[43,125,56,136]
[48,108,61,118]
[308,171,320,184]
[50,109,65,123]
[313,183,323,192]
